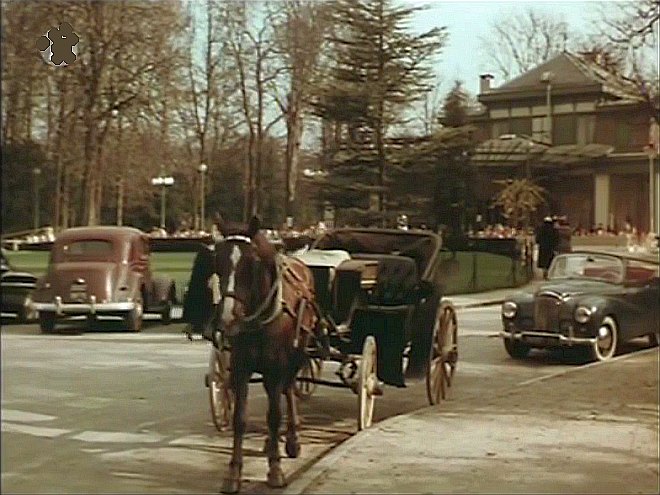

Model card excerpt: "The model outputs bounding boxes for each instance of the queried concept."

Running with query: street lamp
[33,167,42,230]
[198,163,208,232]
[151,172,175,230]
[540,71,554,145]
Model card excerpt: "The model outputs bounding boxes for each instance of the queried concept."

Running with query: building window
[552,114,577,145]
[615,123,631,150]
[532,117,546,142]
[492,120,509,138]
[509,117,532,137]
[576,115,595,145]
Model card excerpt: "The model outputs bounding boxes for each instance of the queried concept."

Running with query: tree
[315,0,447,225]
[272,0,332,222]
[222,1,284,220]
[592,0,659,123]
[479,9,571,81]
[491,179,547,228]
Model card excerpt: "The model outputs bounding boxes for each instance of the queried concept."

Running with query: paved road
[2,308,647,493]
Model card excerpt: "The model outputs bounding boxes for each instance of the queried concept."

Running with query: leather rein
[220,235,284,330]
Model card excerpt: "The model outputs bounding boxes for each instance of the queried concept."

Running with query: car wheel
[86,314,97,331]
[589,316,618,362]
[124,300,143,332]
[503,339,531,359]
[39,312,56,333]
[648,327,659,347]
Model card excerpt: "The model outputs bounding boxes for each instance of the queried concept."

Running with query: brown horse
[214,215,319,494]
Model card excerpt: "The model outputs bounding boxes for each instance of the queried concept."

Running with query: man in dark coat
[536,216,559,279]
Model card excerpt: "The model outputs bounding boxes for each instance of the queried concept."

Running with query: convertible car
[31,226,177,333]
[500,251,659,362]
[1,248,38,323]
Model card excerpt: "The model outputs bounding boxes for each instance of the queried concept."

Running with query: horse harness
[212,235,320,348]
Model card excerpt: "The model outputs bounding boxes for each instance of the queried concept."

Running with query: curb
[283,346,659,495]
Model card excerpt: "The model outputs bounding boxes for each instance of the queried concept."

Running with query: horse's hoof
[266,467,286,488]
[285,437,300,458]
[221,478,241,494]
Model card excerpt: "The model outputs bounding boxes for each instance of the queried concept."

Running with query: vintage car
[31,226,177,333]
[500,251,659,362]
[1,248,38,323]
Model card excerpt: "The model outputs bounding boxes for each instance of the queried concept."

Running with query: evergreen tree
[314,0,447,226]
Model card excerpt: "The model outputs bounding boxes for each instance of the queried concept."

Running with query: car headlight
[574,306,592,324]
[502,301,518,319]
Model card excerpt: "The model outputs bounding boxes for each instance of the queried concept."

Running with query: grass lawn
[5,249,531,301]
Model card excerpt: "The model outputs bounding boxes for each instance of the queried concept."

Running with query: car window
[625,260,659,285]
[549,254,624,283]
[62,240,114,260]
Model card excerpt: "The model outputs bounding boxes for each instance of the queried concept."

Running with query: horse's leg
[221,368,249,494]
[264,375,286,488]
[284,385,301,458]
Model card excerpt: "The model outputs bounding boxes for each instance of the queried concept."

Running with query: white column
[593,173,610,228]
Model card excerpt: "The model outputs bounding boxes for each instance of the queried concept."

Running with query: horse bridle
[220,235,282,327]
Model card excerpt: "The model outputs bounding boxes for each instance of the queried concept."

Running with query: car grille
[69,281,87,302]
[1,275,36,287]
[534,295,561,331]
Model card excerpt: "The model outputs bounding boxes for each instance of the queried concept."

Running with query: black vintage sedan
[1,249,38,323]
[500,251,659,362]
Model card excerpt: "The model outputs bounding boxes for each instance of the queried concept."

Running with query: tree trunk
[285,93,303,219]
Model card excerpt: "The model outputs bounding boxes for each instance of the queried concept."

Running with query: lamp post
[540,71,554,145]
[151,172,175,230]
[33,167,42,230]
[198,163,208,232]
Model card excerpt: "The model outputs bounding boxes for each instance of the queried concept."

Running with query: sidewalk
[285,348,660,494]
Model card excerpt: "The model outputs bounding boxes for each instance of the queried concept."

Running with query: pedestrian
[536,216,559,280]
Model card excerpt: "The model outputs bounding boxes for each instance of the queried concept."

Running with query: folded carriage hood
[534,279,620,299]
[36,262,121,301]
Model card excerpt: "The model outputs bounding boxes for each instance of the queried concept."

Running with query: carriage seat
[352,254,420,306]
[293,249,352,312]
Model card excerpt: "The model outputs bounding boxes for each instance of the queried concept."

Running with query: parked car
[31,226,177,333]
[1,248,38,323]
[500,251,659,362]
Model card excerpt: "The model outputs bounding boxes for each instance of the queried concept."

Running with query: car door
[622,260,659,338]
[129,236,150,305]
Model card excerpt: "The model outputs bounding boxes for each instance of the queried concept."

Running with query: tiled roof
[492,51,642,101]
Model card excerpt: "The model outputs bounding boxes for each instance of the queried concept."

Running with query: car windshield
[60,240,115,261]
[548,253,624,283]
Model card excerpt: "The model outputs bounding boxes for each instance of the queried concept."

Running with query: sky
[405,0,601,95]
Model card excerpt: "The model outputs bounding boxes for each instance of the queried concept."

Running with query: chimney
[480,74,494,94]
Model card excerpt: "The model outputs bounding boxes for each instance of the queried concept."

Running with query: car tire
[648,328,659,347]
[124,300,143,332]
[39,312,56,333]
[589,316,618,362]
[16,305,29,324]
[504,339,531,359]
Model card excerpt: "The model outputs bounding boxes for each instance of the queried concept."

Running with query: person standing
[536,216,559,279]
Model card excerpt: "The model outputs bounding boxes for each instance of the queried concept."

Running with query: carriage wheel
[208,346,233,432]
[426,303,458,405]
[294,357,321,400]
[357,336,378,431]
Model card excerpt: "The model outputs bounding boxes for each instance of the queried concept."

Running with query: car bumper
[499,329,597,346]
[31,296,137,315]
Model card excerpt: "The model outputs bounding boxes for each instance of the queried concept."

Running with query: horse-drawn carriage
[182,218,458,492]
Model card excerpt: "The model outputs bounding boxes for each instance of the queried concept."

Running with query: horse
[212,214,321,494]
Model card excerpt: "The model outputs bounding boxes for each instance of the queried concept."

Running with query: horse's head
[214,214,277,332]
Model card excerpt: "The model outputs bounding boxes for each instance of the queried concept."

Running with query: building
[469,51,659,234]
